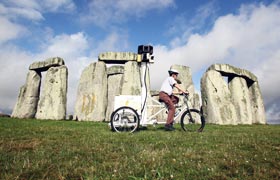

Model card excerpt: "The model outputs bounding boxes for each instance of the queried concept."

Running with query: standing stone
[106,65,124,121]
[249,82,266,124]
[12,70,41,118]
[35,65,68,120]
[121,61,141,95]
[74,61,107,121]
[12,57,68,120]
[201,63,266,125]
[170,64,200,109]
[229,77,253,124]
[201,70,238,124]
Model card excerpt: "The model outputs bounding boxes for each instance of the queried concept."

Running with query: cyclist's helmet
[168,69,179,76]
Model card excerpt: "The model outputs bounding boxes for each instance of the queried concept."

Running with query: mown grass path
[0,117,279,179]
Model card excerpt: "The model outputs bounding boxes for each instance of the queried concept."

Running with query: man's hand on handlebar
[184,90,189,95]
[182,90,189,95]
[178,90,189,96]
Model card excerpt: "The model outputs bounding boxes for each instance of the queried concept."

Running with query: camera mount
[137,45,154,63]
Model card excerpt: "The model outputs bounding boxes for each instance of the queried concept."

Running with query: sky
[0,0,279,124]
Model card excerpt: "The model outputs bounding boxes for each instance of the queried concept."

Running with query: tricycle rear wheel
[110,106,140,133]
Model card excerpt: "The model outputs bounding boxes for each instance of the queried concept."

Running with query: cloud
[39,32,89,58]
[0,17,27,44]
[150,2,280,122]
[41,0,76,12]
[6,0,76,12]
[0,0,75,21]
[0,3,43,21]
[0,45,34,113]
[167,1,218,47]
[255,49,280,108]
[95,31,130,53]
[80,0,175,27]
[266,102,280,123]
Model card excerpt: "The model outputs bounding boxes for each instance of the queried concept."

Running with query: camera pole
[140,61,149,125]
[137,45,154,126]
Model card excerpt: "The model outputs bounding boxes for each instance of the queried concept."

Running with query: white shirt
[160,76,177,95]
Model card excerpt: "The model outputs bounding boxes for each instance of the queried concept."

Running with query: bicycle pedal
[174,109,181,116]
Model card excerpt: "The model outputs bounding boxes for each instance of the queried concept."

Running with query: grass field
[0,117,279,180]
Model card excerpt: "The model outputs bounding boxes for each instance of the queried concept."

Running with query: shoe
[165,124,175,131]
[171,120,178,126]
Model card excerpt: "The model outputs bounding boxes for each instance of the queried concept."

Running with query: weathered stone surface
[229,77,253,124]
[12,70,41,118]
[106,66,124,121]
[249,82,266,124]
[208,63,257,82]
[121,61,141,95]
[107,65,124,75]
[201,63,266,125]
[201,70,238,125]
[29,57,65,71]
[98,52,137,64]
[74,61,107,121]
[35,65,68,120]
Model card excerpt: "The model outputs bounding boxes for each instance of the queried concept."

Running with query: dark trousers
[159,92,179,125]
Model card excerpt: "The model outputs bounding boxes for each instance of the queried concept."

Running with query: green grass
[0,117,279,180]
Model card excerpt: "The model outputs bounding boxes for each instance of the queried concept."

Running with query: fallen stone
[0,113,11,117]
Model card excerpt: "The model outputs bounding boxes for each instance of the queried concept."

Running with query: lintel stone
[29,57,65,71]
[207,64,257,84]
[107,65,124,76]
[98,52,137,64]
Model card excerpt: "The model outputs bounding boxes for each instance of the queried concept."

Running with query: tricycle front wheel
[180,109,205,132]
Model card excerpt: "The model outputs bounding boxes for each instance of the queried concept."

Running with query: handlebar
[180,92,189,97]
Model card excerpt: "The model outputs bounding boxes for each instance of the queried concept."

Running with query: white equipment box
[114,95,142,114]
